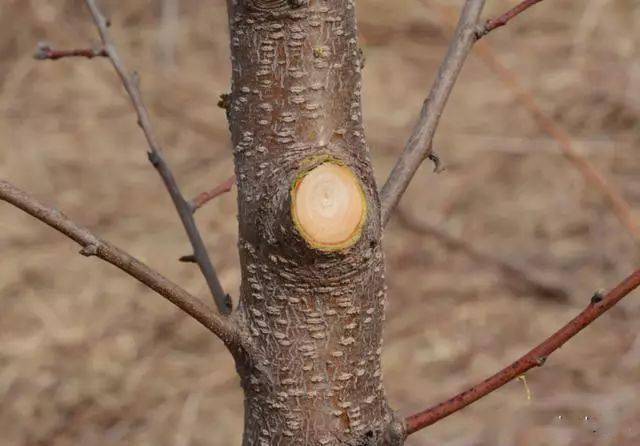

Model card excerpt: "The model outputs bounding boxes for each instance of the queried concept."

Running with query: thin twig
[478,0,544,36]
[179,254,197,263]
[432,1,640,241]
[472,41,640,241]
[34,43,108,60]
[0,180,240,347]
[380,0,550,226]
[189,174,236,213]
[396,209,569,302]
[404,268,640,436]
[40,0,231,313]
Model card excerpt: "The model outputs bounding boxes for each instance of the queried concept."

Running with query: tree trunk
[226,1,403,444]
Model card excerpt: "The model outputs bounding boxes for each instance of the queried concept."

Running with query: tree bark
[226,1,403,444]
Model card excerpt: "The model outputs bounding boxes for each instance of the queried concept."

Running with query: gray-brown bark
[225,1,403,444]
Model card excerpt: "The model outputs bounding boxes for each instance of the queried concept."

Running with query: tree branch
[471,39,640,241]
[380,0,550,226]
[404,268,640,436]
[34,42,107,60]
[189,174,236,213]
[430,1,640,242]
[0,180,240,348]
[83,0,231,314]
[380,0,486,226]
[37,0,232,314]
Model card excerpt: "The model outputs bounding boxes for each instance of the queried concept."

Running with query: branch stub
[291,160,367,252]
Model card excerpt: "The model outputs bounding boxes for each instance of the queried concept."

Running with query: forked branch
[37,0,232,314]
[380,0,549,225]
[431,1,640,241]
[0,180,240,347]
[404,268,640,436]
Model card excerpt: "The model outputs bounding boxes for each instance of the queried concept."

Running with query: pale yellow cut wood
[291,162,367,251]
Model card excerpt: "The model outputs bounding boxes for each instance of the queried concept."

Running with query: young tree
[2,0,639,445]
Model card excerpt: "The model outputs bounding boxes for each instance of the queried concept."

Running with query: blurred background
[1,0,639,445]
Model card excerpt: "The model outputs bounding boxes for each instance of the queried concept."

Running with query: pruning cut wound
[291,161,367,251]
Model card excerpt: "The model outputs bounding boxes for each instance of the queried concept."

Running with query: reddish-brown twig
[473,40,640,241]
[478,0,545,36]
[34,43,108,60]
[37,0,232,314]
[190,175,236,213]
[405,268,640,435]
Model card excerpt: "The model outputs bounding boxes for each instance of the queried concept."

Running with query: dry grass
[1,0,639,445]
